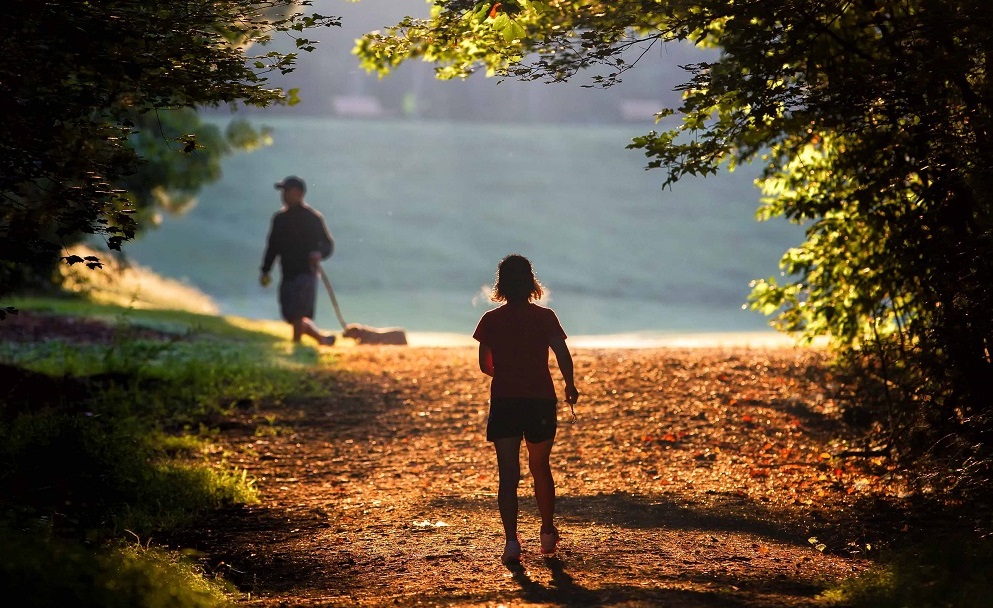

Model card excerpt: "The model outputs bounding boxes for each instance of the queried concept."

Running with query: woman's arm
[478,342,494,376]
[549,336,579,404]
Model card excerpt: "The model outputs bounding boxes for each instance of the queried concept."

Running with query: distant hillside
[227,0,711,124]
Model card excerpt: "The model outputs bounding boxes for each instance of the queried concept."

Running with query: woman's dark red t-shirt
[473,302,567,400]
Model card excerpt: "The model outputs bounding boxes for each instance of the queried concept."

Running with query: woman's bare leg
[493,437,522,541]
[526,438,555,533]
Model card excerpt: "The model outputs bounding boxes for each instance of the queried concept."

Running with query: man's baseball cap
[274,175,306,193]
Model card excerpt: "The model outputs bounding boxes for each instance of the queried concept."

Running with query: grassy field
[1,270,334,606]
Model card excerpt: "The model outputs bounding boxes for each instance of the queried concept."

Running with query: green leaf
[287,88,301,106]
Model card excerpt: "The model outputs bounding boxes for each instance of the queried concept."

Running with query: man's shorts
[486,398,558,443]
[279,272,317,323]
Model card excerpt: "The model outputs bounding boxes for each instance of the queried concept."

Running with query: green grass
[1,296,332,606]
[4,294,330,400]
[0,298,313,535]
[822,534,993,607]
[9,293,296,344]
[0,529,235,607]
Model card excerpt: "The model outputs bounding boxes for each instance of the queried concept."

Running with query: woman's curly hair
[491,254,544,303]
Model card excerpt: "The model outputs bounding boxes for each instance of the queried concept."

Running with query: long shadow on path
[478,556,757,608]
[430,491,809,547]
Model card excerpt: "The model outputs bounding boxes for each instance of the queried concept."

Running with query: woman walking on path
[473,254,580,564]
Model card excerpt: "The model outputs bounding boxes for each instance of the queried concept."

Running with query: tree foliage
[124,110,274,225]
[357,0,993,491]
[0,0,338,295]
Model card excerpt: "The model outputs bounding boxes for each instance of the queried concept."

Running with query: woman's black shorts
[486,398,558,443]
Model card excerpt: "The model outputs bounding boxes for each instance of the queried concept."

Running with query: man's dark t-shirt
[261,204,335,279]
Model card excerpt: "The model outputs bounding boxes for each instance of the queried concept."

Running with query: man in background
[260,175,337,345]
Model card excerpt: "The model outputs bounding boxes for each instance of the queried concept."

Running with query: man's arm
[550,335,579,404]
[260,216,279,283]
[316,214,335,260]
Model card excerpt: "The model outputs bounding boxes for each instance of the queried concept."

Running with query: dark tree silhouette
[0,0,338,298]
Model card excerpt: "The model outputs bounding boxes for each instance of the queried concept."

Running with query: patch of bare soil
[165,345,906,607]
[0,312,183,416]
[0,310,175,344]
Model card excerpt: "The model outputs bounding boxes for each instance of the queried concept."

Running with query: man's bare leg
[292,318,335,345]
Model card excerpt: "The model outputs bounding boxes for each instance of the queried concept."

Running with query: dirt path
[170,346,892,607]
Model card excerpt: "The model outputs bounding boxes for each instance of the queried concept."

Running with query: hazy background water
[123,116,801,337]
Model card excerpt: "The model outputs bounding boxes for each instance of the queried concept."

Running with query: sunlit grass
[118,459,259,533]
[5,294,336,372]
[821,535,993,607]
[13,245,296,346]
[0,529,236,608]
[0,409,258,536]
[59,244,219,314]
[0,337,327,426]
[10,294,281,341]
[1,278,333,603]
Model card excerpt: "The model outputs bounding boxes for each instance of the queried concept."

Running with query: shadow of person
[546,555,573,589]
[504,561,545,599]
[505,555,600,606]
[545,555,598,603]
